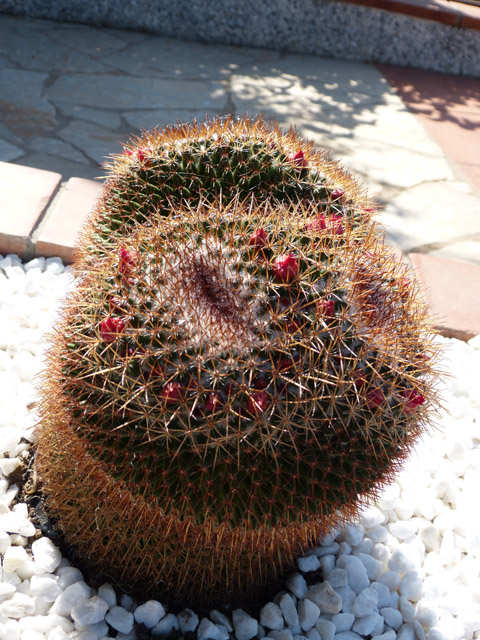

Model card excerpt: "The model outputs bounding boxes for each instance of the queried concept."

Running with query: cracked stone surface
[0,13,479,266]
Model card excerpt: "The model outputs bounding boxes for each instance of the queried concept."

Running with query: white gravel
[1,252,480,640]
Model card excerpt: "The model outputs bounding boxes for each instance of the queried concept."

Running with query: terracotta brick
[35,177,103,263]
[0,162,61,258]
[409,253,480,340]
[342,0,460,26]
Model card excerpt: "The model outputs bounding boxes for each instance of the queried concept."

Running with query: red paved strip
[0,162,61,258]
[410,253,480,340]
[377,63,480,194]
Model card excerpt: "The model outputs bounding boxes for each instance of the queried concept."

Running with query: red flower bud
[285,318,301,334]
[248,227,268,249]
[351,368,367,389]
[100,316,125,342]
[204,392,222,413]
[246,391,269,415]
[277,357,294,372]
[330,189,344,202]
[273,253,299,282]
[400,389,425,413]
[161,382,183,405]
[288,150,308,168]
[136,147,153,165]
[118,247,136,276]
[305,214,343,235]
[317,299,335,318]
[366,388,384,409]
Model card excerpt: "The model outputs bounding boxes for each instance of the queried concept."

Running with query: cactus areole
[36,116,441,608]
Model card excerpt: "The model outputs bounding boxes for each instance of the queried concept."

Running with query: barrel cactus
[36,117,441,609]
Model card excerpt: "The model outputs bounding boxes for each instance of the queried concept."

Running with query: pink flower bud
[366,388,384,409]
[317,299,335,318]
[305,214,344,235]
[123,148,133,156]
[273,253,299,282]
[400,389,425,413]
[288,150,308,168]
[246,391,269,415]
[100,316,125,342]
[161,382,183,405]
[118,247,137,280]
[136,147,153,165]
[248,227,268,249]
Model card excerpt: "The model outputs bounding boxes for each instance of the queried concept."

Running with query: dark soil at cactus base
[10,446,324,630]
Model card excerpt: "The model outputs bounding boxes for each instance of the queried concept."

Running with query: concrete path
[0,14,479,339]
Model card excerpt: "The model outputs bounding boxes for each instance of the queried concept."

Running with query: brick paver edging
[1,161,479,341]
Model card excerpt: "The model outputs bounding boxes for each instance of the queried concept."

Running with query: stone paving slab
[0,162,61,257]
[409,253,480,340]
[34,177,103,263]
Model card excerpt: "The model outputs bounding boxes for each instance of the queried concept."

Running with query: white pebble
[332,612,354,632]
[51,581,91,616]
[312,542,339,557]
[32,537,62,574]
[388,550,410,573]
[306,582,342,615]
[397,623,415,640]
[334,631,364,640]
[336,555,370,593]
[354,552,383,580]
[198,618,229,640]
[30,574,62,601]
[360,506,385,528]
[286,573,307,599]
[370,582,390,608]
[338,524,365,547]
[380,606,402,630]
[319,554,335,575]
[267,630,293,640]
[326,568,348,588]
[333,585,356,614]
[297,555,320,572]
[306,628,320,640]
[0,511,36,537]
[71,596,109,626]
[2,545,29,572]
[352,612,383,636]
[399,595,415,623]
[178,608,199,633]
[210,610,233,632]
[120,593,135,611]
[419,525,441,553]
[56,567,84,589]
[232,608,258,640]
[97,583,116,608]
[0,592,35,618]
[352,587,379,617]
[134,600,165,628]
[297,599,320,631]
[260,602,284,630]
[413,620,426,640]
[279,594,301,633]
[400,572,423,602]
[314,618,335,640]
[372,632,396,640]
[105,605,134,634]
[151,612,179,637]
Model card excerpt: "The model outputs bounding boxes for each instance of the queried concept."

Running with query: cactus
[36,190,441,608]
[75,115,372,266]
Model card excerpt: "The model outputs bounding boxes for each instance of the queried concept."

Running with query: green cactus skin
[36,196,441,609]
[75,116,371,266]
